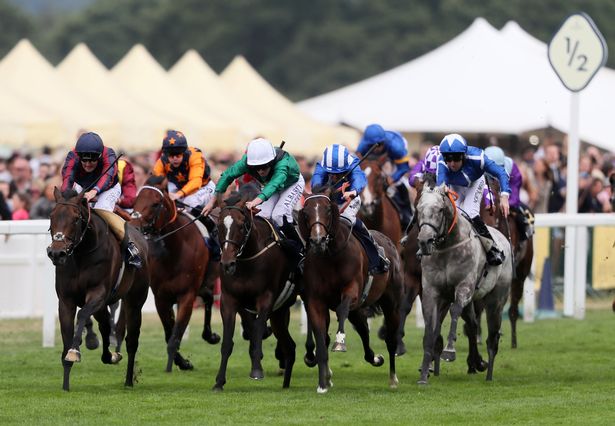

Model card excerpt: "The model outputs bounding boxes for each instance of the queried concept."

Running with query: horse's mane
[61,188,78,199]
[422,172,437,189]
[311,183,333,195]
[145,175,165,186]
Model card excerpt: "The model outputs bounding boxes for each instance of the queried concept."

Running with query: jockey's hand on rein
[500,194,510,217]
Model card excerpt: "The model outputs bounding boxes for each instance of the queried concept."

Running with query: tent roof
[0,39,117,145]
[111,44,239,151]
[221,56,358,156]
[56,43,178,151]
[298,18,614,151]
[168,50,280,150]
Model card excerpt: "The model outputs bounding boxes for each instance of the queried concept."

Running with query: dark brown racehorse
[212,192,298,391]
[298,185,403,393]
[47,188,150,391]
[482,174,534,348]
[130,175,218,372]
[360,158,419,356]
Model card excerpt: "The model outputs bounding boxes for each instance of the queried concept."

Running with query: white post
[563,92,580,317]
[523,276,535,323]
[574,227,588,319]
[42,262,56,348]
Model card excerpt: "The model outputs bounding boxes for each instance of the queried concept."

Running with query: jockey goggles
[78,153,101,162]
[443,153,464,163]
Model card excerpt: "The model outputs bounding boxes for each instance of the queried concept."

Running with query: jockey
[116,158,137,212]
[484,146,534,241]
[408,145,440,188]
[61,131,142,267]
[152,129,220,260]
[357,124,413,230]
[202,137,305,270]
[312,144,390,275]
[436,134,511,266]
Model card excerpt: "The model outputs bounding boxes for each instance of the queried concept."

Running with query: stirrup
[126,242,142,268]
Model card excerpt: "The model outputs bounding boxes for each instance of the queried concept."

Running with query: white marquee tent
[298,18,613,152]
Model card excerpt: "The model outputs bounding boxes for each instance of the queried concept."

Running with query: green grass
[1,305,614,425]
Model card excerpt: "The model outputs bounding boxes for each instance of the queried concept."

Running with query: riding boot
[352,218,390,275]
[280,218,304,276]
[198,213,221,262]
[389,184,413,231]
[471,216,504,266]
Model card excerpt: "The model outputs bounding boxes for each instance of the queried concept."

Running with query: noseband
[418,190,458,246]
[220,206,253,257]
[49,200,91,257]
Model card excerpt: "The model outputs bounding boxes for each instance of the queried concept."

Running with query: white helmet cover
[246,138,276,166]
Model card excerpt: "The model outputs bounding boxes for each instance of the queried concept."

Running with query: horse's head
[47,187,90,265]
[299,185,339,254]
[218,193,253,275]
[414,172,437,206]
[130,176,176,235]
[361,160,387,218]
[416,184,456,256]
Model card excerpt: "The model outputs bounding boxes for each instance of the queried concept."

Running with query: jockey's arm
[177,153,205,198]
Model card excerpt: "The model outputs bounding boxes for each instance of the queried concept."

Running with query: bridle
[220,205,254,258]
[301,194,335,246]
[418,189,458,247]
[49,200,91,257]
[131,185,176,236]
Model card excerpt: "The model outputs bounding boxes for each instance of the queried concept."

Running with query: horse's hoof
[389,375,399,389]
[395,343,407,357]
[85,333,99,350]
[441,349,456,362]
[331,342,346,352]
[212,384,223,392]
[111,352,123,364]
[250,369,264,380]
[65,349,81,363]
[371,355,385,367]
[303,354,317,368]
[176,360,194,371]
[101,352,112,364]
[202,332,221,345]
[417,379,429,385]
[477,360,488,372]
[317,386,329,394]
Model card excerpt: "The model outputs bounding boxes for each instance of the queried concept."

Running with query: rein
[220,206,277,261]
[133,185,182,241]
[51,200,92,256]
[303,194,352,254]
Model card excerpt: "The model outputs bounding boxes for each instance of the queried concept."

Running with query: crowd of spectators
[1,137,614,221]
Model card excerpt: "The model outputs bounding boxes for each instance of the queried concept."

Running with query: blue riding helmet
[162,130,188,154]
[75,132,104,157]
[439,133,468,155]
[321,144,355,174]
[363,124,386,145]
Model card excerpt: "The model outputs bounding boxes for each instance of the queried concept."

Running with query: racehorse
[212,191,298,391]
[416,184,512,383]
[482,174,534,348]
[360,158,419,356]
[47,188,150,391]
[130,175,217,372]
[298,185,404,393]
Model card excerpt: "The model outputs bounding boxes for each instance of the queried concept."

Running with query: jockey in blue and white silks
[436,134,510,266]
[357,124,412,229]
[311,144,389,275]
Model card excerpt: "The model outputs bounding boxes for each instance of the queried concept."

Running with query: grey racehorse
[416,184,512,384]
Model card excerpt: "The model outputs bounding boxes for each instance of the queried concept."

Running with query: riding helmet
[484,146,505,167]
[321,144,354,174]
[162,130,188,155]
[246,138,276,166]
[75,132,104,157]
[362,124,386,145]
[439,133,468,155]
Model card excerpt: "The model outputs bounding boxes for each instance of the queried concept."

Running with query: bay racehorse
[130,175,217,372]
[416,184,512,383]
[47,188,150,391]
[482,174,534,348]
[360,158,419,356]
[212,192,298,391]
[298,185,403,393]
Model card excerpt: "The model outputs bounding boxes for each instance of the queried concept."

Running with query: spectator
[531,158,553,213]
[11,192,31,220]
[131,162,149,190]
[0,191,10,220]
[30,177,61,219]
[544,144,566,213]
[578,177,607,213]
[8,156,32,197]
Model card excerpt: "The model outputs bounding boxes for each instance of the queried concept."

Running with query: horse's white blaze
[314,208,323,239]
[223,215,233,250]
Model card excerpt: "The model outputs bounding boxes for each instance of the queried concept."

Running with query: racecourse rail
[1,214,615,347]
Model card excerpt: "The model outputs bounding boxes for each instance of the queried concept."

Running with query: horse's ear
[53,186,62,202]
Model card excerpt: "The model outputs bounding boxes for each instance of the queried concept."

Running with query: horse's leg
[171,293,197,371]
[509,276,523,349]
[247,307,269,380]
[396,276,421,356]
[302,300,317,367]
[92,307,112,364]
[154,296,177,372]
[332,293,352,352]
[377,295,402,388]
[201,264,221,344]
[461,302,487,374]
[108,301,120,348]
[58,299,77,391]
[113,303,126,358]
[270,308,296,388]
[213,295,238,391]
[307,300,332,393]
[441,300,462,362]
[484,294,505,381]
[84,316,99,350]
[123,292,146,387]
[431,300,449,376]
[418,286,438,385]
[67,289,107,363]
